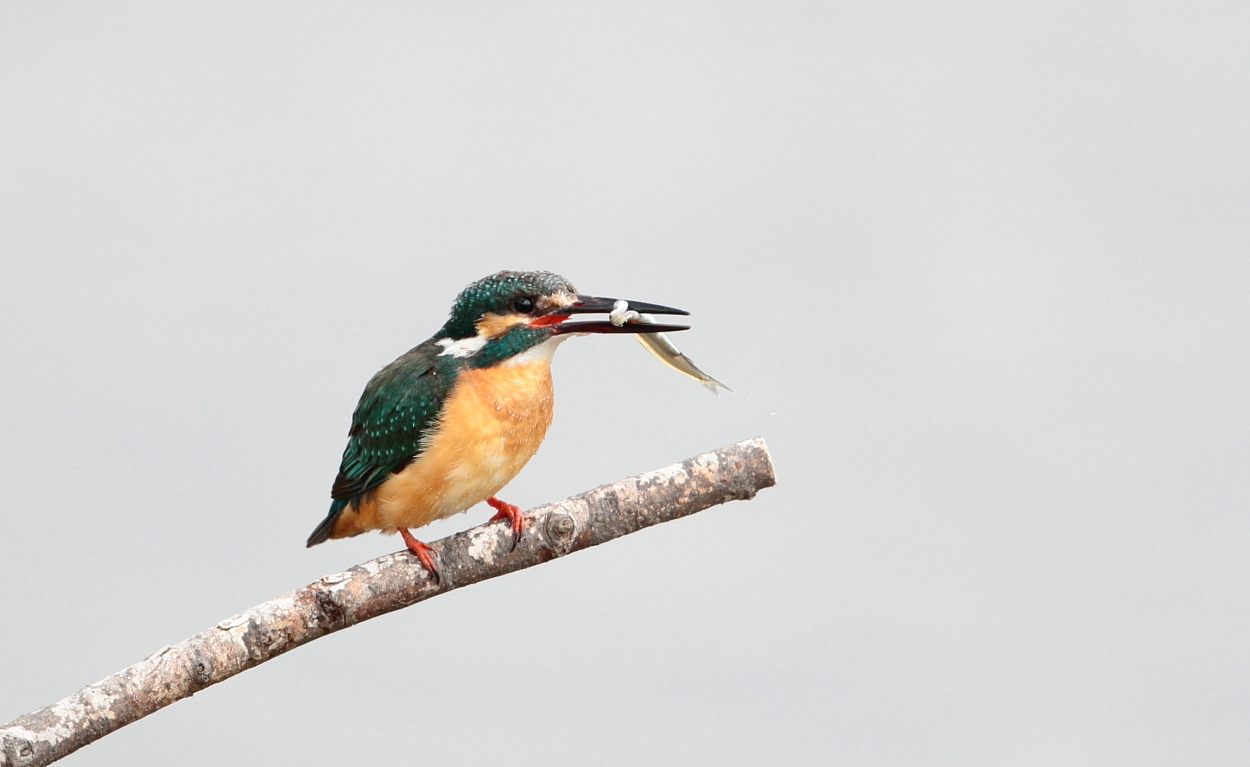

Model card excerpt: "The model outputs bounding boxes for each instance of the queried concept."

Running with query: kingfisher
[305,270,689,578]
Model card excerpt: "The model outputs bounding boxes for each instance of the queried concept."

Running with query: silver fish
[610,300,732,395]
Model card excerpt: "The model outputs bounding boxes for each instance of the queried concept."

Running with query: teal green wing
[306,341,455,546]
[332,341,455,501]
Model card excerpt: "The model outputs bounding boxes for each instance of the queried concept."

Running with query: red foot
[487,496,524,550]
[398,528,440,583]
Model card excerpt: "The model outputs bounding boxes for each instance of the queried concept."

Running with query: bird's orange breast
[330,359,555,538]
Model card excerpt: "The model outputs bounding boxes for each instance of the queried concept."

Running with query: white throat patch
[501,334,570,366]
[436,335,488,358]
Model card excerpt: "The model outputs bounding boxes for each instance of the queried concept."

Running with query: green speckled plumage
[439,271,575,339]
[329,340,457,505]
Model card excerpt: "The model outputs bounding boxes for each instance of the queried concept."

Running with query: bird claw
[399,528,441,584]
[486,496,524,552]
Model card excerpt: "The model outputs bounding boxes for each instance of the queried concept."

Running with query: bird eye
[513,296,536,314]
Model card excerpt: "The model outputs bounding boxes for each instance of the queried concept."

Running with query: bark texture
[0,437,775,767]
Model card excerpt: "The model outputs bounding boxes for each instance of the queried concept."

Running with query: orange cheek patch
[476,313,527,338]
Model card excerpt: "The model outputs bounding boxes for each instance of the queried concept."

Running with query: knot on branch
[2,734,36,766]
[543,510,577,553]
[187,651,214,692]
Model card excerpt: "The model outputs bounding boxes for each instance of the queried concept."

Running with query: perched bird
[306,270,689,578]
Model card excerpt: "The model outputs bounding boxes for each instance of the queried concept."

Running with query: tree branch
[0,438,775,767]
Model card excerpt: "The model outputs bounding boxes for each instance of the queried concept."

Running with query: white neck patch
[501,334,570,366]
[436,335,488,358]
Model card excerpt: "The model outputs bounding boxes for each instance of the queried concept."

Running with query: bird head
[435,270,689,367]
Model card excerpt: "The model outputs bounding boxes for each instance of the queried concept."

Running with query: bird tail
[306,499,350,547]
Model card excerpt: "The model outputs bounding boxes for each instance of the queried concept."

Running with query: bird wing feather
[330,340,456,504]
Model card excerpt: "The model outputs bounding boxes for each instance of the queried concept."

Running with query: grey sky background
[2,2,1248,765]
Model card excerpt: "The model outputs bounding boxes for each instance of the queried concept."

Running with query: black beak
[568,295,689,317]
[547,294,691,335]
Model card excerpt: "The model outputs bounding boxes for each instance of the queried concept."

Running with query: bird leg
[486,496,524,551]
[398,528,440,583]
